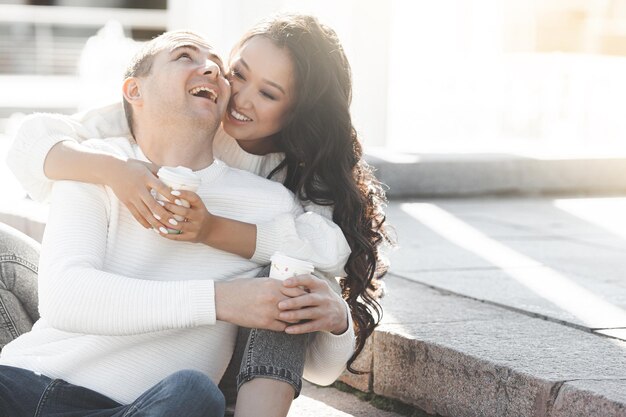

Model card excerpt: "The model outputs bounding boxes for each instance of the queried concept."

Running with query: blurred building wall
[4,0,626,151]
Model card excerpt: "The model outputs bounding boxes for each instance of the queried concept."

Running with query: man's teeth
[189,86,217,103]
[231,109,252,122]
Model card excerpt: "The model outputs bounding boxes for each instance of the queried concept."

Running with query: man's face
[137,35,230,136]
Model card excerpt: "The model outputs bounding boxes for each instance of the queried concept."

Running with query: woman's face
[223,36,295,154]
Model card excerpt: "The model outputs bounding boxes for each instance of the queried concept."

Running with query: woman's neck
[235,136,279,156]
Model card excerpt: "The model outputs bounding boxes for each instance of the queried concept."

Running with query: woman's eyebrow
[239,57,286,95]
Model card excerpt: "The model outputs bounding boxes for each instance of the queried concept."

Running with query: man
[0,31,308,416]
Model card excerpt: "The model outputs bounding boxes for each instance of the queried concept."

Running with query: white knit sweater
[0,137,354,404]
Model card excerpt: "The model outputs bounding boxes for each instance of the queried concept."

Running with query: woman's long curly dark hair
[235,14,393,372]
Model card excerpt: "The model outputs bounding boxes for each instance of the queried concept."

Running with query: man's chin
[193,119,220,137]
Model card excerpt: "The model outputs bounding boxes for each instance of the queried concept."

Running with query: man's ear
[122,77,143,106]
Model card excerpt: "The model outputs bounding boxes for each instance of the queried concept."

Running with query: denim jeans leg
[1,366,225,417]
[122,370,225,417]
[0,365,54,417]
[0,223,40,351]
[236,328,310,399]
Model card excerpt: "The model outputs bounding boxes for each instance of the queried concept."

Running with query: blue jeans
[0,223,40,350]
[0,223,307,411]
[0,365,224,416]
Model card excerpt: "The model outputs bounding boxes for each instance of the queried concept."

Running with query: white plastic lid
[157,166,201,188]
[270,252,314,273]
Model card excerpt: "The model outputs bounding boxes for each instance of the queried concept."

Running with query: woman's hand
[155,190,214,244]
[157,190,257,258]
[278,274,350,335]
[107,159,174,230]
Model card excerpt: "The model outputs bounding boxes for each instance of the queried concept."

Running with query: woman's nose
[232,84,252,108]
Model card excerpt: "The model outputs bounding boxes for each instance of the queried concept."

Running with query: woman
[6,13,391,416]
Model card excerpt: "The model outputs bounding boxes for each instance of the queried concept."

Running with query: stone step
[340,273,626,417]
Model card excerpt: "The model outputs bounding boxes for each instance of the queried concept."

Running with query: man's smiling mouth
[189,86,217,103]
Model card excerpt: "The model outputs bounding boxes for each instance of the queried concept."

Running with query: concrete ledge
[552,380,626,417]
[339,274,626,417]
[365,153,626,198]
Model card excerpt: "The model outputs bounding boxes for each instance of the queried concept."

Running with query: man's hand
[279,274,350,335]
[215,278,307,331]
[108,159,173,230]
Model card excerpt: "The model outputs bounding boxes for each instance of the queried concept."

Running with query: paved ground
[348,197,626,416]
[288,382,403,416]
[386,197,626,338]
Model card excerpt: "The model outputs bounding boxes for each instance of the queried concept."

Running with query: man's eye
[177,53,192,60]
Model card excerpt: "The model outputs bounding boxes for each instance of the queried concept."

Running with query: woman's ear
[122,77,143,107]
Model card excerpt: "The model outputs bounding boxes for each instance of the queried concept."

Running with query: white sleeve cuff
[251,214,296,264]
[189,280,216,326]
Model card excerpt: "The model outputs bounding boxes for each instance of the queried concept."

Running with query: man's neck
[135,129,215,170]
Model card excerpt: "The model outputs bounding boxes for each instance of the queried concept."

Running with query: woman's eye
[177,53,192,60]
[231,69,245,80]
[261,91,276,100]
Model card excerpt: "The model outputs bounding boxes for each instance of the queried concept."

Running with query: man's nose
[203,60,220,78]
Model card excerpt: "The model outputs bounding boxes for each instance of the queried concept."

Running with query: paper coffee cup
[269,252,314,281]
[156,166,201,232]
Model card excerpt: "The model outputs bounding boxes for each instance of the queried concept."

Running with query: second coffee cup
[269,252,314,281]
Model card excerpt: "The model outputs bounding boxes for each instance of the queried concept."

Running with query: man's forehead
[155,32,218,55]
[169,37,214,51]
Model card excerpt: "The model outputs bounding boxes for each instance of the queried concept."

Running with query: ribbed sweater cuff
[316,300,355,351]
[251,215,295,263]
[189,280,216,326]
[314,326,355,361]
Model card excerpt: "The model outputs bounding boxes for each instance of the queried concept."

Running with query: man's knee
[166,370,225,413]
[0,365,50,416]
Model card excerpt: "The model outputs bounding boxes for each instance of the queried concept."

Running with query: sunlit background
[2,0,626,155]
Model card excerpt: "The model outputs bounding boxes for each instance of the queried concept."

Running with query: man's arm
[38,180,216,335]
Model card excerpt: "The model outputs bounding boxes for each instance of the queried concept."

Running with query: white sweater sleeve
[302,299,356,385]
[7,102,128,203]
[251,200,351,277]
[38,180,215,336]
